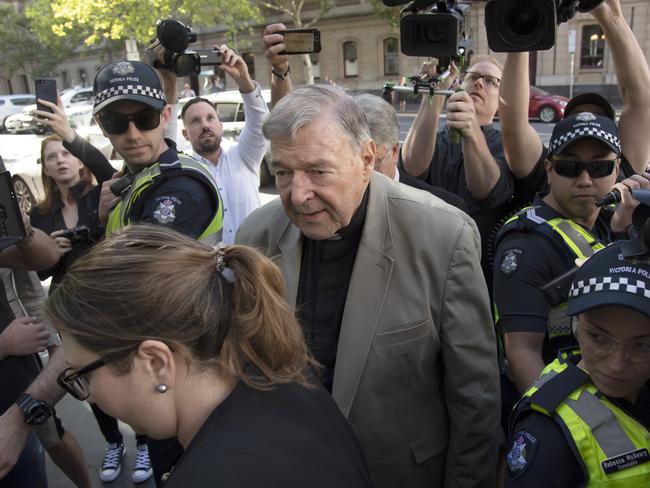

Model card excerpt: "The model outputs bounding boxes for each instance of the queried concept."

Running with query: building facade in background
[1,0,649,103]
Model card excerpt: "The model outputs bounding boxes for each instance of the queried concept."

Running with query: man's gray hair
[356,93,399,151]
[263,85,371,150]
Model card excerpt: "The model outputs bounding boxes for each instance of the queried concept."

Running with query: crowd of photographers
[1,0,650,486]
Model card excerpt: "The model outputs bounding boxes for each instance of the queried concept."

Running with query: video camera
[383,0,468,59]
[149,19,223,77]
[485,0,604,52]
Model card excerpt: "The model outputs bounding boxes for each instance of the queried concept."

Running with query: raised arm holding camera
[263,23,294,106]
[178,44,269,244]
[500,0,650,192]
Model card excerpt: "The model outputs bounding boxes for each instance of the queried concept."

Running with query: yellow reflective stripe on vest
[523,360,650,486]
[546,217,606,259]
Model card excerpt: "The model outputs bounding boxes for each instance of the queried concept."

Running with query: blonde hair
[45,224,317,389]
[468,54,503,73]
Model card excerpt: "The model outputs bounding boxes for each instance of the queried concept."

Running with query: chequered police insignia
[153,198,176,225]
[506,430,538,479]
[575,112,597,122]
[500,248,523,276]
[113,62,135,76]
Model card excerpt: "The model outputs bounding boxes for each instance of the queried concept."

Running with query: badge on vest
[506,430,538,479]
[601,448,649,474]
[153,198,176,225]
[500,248,523,277]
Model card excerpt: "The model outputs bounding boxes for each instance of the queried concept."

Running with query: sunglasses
[552,159,616,179]
[98,109,161,135]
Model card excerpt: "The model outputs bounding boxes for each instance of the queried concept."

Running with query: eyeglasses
[463,71,501,88]
[57,358,107,401]
[374,150,392,170]
[579,325,650,363]
[552,159,616,179]
[98,109,162,135]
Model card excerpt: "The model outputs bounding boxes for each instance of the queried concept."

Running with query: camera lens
[417,23,445,44]
[174,54,197,75]
[497,0,552,50]
[506,4,541,37]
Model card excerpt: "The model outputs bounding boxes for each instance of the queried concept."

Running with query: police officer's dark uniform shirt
[493,195,614,364]
[0,279,40,415]
[127,139,218,239]
[296,189,368,392]
[505,360,650,487]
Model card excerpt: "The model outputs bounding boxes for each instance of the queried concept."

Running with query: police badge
[575,112,597,122]
[112,62,135,77]
[153,199,176,224]
[500,248,522,276]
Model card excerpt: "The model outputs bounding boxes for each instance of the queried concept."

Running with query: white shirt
[191,83,269,244]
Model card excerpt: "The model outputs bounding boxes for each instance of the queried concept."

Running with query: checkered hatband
[94,84,166,106]
[570,276,650,299]
[550,127,621,154]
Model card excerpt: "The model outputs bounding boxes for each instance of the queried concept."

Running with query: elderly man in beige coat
[236,85,500,488]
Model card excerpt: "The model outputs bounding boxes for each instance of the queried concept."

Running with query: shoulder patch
[500,248,523,276]
[153,198,177,225]
[506,430,539,479]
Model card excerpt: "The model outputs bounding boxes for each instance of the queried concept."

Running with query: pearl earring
[157,384,168,393]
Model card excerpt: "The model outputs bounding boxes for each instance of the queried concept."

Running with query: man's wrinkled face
[462,61,501,121]
[271,116,375,240]
[182,101,223,156]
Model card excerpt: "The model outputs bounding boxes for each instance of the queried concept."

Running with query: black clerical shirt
[296,189,369,392]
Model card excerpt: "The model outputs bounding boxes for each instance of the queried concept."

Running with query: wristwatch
[16,394,52,425]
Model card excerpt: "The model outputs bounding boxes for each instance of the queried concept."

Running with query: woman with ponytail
[45,224,372,487]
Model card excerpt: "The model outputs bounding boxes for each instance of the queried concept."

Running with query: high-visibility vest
[512,354,650,487]
[106,154,223,244]
[494,205,605,340]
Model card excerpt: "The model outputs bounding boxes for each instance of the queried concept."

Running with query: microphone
[596,188,621,207]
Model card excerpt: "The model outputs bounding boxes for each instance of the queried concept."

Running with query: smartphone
[35,78,57,114]
[280,28,321,55]
[195,48,223,66]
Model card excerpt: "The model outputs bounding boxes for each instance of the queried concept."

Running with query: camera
[150,19,223,76]
[485,0,604,52]
[61,225,92,249]
[384,0,467,58]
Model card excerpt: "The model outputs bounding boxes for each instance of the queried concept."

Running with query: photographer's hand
[50,230,73,256]
[419,60,458,91]
[611,172,650,233]
[218,44,255,94]
[591,0,623,22]
[446,91,480,140]
[0,317,49,361]
[33,98,76,143]
[263,23,293,106]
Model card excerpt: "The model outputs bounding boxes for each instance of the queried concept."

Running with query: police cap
[567,242,650,318]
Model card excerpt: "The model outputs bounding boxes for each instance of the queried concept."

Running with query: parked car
[178,89,273,186]
[0,94,36,131]
[529,86,569,123]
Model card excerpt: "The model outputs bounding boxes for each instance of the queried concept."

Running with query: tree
[369,0,400,30]
[44,0,260,49]
[257,0,338,84]
[0,3,82,77]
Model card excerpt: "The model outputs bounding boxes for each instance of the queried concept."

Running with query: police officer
[92,60,223,486]
[505,242,650,486]
[493,112,637,396]
[94,60,223,244]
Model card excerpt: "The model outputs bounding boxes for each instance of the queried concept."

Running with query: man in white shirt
[180,45,269,243]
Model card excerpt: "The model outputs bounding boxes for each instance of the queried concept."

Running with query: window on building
[310,52,321,80]
[383,38,399,75]
[242,53,255,80]
[79,69,87,87]
[61,71,70,89]
[20,75,29,93]
[6,79,14,94]
[343,41,358,77]
[580,25,606,69]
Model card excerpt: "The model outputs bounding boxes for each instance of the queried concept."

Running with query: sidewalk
[46,395,154,488]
